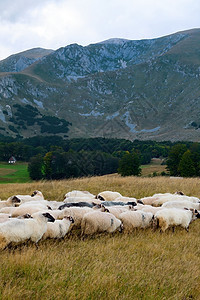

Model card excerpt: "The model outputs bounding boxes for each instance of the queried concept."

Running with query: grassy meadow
[0,175,200,299]
[0,162,30,184]
[141,158,167,177]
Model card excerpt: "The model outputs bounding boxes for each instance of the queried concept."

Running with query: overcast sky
[0,0,200,60]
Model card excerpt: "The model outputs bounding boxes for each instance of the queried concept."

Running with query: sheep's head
[175,191,185,195]
[31,190,43,198]
[65,216,75,223]
[189,208,200,220]
[118,223,123,233]
[137,200,144,205]
[18,213,32,219]
[96,194,105,201]
[127,201,137,206]
[42,213,55,223]
[8,196,21,207]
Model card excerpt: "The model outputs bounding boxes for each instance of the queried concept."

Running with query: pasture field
[0,176,200,299]
[141,158,167,177]
[0,162,30,184]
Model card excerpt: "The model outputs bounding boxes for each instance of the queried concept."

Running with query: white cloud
[0,0,200,59]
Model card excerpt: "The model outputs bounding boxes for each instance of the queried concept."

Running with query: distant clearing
[141,158,167,176]
[0,162,31,183]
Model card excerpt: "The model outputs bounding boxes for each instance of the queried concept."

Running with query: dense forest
[0,134,199,179]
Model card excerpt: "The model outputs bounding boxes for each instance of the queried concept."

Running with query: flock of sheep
[0,189,200,250]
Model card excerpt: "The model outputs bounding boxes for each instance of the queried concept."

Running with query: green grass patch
[0,162,31,183]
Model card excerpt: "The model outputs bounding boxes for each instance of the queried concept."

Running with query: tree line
[166,143,200,177]
[1,134,200,179]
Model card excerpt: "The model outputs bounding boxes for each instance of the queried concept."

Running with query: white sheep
[7,190,44,206]
[0,212,55,249]
[96,191,122,201]
[154,208,198,232]
[118,211,153,232]
[0,213,11,223]
[102,205,132,219]
[63,196,101,205]
[42,216,74,239]
[64,190,95,200]
[57,207,92,227]
[0,196,21,209]
[81,211,122,235]
[142,193,200,207]
[114,196,137,203]
[134,204,164,215]
[0,207,18,214]
[10,203,51,218]
[162,200,200,210]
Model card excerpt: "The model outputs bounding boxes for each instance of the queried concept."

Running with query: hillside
[0,29,200,141]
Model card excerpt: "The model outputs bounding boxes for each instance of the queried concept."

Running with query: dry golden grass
[141,158,167,177]
[0,176,200,299]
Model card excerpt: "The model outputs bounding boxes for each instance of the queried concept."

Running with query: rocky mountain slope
[0,48,54,73]
[0,28,200,141]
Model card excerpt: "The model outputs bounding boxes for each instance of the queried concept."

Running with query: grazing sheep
[64,190,95,200]
[0,207,18,214]
[154,208,200,232]
[58,202,94,210]
[134,204,164,215]
[114,196,137,203]
[64,197,101,205]
[97,205,132,219]
[142,193,200,207]
[42,216,74,239]
[58,207,92,227]
[81,211,122,235]
[44,201,65,210]
[0,213,10,223]
[96,191,122,201]
[118,211,153,232]
[8,190,44,206]
[162,200,200,210]
[0,212,55,249]
[0,196,21,209]
[10,203,51,218]
[102,201,137,207]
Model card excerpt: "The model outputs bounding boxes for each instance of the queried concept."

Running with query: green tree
[166,144,187,176]
[28,154,44,180]
[178,150,196,177]
[118,151,141,176]
[43,152,53,179]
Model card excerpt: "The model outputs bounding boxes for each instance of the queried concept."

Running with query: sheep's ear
[137,200,144,204]
[184,208,189,210]
[12,196,21,204]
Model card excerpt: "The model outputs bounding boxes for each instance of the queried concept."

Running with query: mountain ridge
[0,29,200,141]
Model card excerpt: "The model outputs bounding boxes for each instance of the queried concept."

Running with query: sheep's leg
[172,226,175,233]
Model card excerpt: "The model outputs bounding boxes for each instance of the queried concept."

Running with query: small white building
[8,156,16,164]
